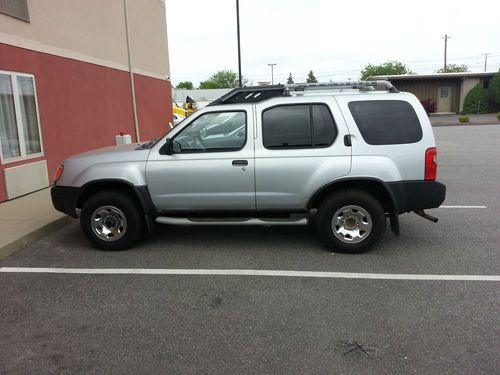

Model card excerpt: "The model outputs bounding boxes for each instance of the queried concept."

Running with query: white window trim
[0,69,44,165]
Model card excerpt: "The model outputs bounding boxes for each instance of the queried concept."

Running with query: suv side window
[262,104,337,149]
[173,111,246,153]
[348,100,423,145]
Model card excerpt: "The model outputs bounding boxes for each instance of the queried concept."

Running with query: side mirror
[159,138,173,155]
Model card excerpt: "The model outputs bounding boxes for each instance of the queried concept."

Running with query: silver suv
[51,81,446,253]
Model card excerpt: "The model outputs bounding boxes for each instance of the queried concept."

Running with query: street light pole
[236,0,242,87]
[267,63,277,84]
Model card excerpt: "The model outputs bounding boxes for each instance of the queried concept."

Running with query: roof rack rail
[206,80,397,106]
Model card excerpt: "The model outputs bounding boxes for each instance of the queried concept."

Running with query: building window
[440,87,449,98]
[0,0,30,22]
[0,71,43,162]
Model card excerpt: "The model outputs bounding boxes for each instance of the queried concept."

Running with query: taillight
[54,165,64,184]
[425,147,437,181]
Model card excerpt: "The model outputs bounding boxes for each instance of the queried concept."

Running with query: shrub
[488,71,500,109]
[463,84,489,114]
[420,98,437,114]
[497,112,500,121]
[459,115,469,123]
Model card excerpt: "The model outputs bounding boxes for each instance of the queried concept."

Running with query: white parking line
[439,205,487,209]
[0,267,498,281]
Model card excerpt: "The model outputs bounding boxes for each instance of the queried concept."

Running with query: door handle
[232,160,248,166]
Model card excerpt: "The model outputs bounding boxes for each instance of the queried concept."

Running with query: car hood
[63,143,151,164]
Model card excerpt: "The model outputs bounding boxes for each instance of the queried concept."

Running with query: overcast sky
[165,0,500,86]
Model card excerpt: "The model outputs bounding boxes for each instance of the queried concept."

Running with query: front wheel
[80,190,144,251]
[315,190,386,253]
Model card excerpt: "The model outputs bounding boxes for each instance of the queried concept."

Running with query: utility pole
[267,63,277,84]
[236,0,242,87]
[442,34,450,72]
[482,53,491,72]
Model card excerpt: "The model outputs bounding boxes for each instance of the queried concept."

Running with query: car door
[254,97,351,210]
[146,108,255,211]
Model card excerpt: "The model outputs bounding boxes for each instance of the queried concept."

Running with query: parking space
[1,125,499,374]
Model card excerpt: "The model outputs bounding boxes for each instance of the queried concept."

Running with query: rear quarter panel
[335,92,436,181]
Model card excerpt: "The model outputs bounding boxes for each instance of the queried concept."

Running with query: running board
[155,216,308,226]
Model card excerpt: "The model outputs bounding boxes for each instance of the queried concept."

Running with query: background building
[369,72,495,113]
[0,0,172,202]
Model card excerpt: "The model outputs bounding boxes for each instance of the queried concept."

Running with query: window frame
[0,70,44,164]
[171,109,248,154]
[261,102,338,150]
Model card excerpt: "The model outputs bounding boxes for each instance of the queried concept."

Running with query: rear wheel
[80,190,144,250]
[315,190,386,253]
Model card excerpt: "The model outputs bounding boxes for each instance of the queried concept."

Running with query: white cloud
[166,0,500,86]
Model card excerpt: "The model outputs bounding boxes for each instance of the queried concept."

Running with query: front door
[146,109,255,211]
[437,86,451,112]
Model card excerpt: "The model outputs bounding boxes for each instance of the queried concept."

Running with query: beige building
[369,72,495,113]
[0,0,172,202]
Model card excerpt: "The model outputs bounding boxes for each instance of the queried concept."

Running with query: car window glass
[262,104,337,149]
[262,105,311,148]
[312,104,337,147]
[348,100,422,145]
[174,111,246,153]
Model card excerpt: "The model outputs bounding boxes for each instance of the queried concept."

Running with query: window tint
[348,100,422,145]
[312,104,336,147]
[262,105,310,148]
[173,111,246,153]
[262,104,336,149]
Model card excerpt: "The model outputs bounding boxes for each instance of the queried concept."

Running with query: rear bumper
[385,181,446,214]
[51,186,81,217]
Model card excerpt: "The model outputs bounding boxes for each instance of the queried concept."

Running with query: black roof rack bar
[207,85,286,106]
[207,80,398,106]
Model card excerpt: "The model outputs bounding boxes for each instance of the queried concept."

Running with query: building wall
[392,79,461,113]
[459,78,480,113]
[0,0,172,202]
[0,0,169,78]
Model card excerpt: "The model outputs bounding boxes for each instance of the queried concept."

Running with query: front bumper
[51,186,81,217]
[385,181,446,214]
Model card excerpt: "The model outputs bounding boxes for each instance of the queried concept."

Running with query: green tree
[463,83,489,114]
[199,70,247,89]
[176,81,194,89]
[306,70,318,83]
[435,64,469,73]
[488,70,500,109]
[360,61,413,80]
[287,73,294,84]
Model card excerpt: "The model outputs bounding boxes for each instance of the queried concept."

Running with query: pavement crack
[340,340,374,358]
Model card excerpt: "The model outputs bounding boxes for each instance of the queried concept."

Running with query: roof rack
[207,80,398,106]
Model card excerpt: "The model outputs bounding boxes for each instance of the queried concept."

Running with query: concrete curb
[0,216,74,261]
[432,122,500,127]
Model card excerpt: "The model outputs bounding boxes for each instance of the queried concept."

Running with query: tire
[80,190,145,251]
[315,189,386,253]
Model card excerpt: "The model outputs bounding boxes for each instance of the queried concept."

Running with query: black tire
[315,189,386,253]
[80,190,145,251]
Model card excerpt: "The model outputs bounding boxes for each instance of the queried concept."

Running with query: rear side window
[262,104,337,149]
[348,100,422,145]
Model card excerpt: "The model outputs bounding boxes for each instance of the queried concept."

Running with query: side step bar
[155,217,308,226]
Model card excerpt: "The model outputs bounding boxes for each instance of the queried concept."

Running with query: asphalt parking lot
[1,125,499,374]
